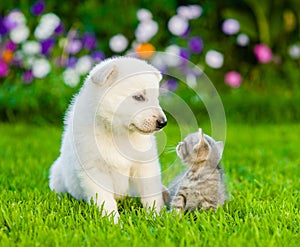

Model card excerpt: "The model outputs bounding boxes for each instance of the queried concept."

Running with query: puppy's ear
[91,64,118,86]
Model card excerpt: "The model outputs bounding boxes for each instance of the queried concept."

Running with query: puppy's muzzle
[156,117,167,129]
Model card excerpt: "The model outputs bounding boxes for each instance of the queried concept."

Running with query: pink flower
[0,60,9,77]
[224,71,242,88]
[253,44,273,63]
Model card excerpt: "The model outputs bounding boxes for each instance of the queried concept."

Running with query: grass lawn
[0,122,299,246]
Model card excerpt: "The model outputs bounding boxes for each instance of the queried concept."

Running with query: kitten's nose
[156,117,167,129]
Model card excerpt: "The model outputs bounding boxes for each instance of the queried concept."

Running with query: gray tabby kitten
[169,128,226,212]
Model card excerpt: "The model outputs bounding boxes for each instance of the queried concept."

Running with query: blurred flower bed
[0,0,300,123]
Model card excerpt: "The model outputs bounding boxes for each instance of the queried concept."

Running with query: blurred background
[0,0,299,124]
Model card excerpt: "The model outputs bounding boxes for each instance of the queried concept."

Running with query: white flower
[135,20,158,42]
[63,68,80,87]
[75,55,93,75]
[288,44,300,59]
[186,73,197,88]
[237,33,249,46]
[165,45,181,55]
[34,26,51,40]
[109,34,128,52]
[40,13,60,27]
[6,10,26,29]
[151,53,165,71]
[222,18,240,35]
[9,25,30,44]
[22,41,41,55]
[32,58,51,78]
[177,5,202,19]
[177,6,190,19]
[137,9,152,21]
[189,5,203,19]
[34,13,60,40]
[164,45,181,67]
[205,50,224,69]
[168,15,189,36]
[125,48,137,57]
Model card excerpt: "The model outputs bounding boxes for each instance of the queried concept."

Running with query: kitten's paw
[173,207,184,218]
[175,208,182,214]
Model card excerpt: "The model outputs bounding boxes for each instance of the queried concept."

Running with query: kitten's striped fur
[169,129,226,212]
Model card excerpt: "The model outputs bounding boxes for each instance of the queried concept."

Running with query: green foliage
[1,0,300,123]
[0,68,80,124]
[0,123,299,246]
[218,0,300,84]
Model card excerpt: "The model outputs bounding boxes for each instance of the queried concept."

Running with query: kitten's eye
[133,95,145,102]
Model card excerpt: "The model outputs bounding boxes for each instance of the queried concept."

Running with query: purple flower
[0,16,8,35]
[166,77,178,91]
[66,57,77,68]
[224,71,242,88]
[253,44,273,63]
[5,41,17,51]
[180,26,190,38]
[179,48,190,66]
[188,36,204,54]
[3,14,18,30]
[91,51,105,62]
[66,40,82,55]
[41,39,55,55]
[11,57,22,67]
[22,70,33,84]
[180,48,189,60]
[3,10,25,31]
[0,60,9,77]
[54,22,64,35]
[31,1,46,16]
[82,33,98,50]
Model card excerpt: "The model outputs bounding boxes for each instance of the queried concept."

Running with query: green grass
[0,123,299,246]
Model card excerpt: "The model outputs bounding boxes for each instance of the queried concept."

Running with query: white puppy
[49,57,167,223]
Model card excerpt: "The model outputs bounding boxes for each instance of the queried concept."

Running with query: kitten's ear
[216,141,224,156]
[91,63,118,86]
[198,128,203,136]
[193,129,209,161]
[193,128,205,151]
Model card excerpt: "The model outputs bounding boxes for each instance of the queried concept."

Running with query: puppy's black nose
[156,118,167,129]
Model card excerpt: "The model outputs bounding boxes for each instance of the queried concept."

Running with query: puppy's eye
[133,95,145,102]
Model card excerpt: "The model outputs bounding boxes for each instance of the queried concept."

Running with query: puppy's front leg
[141,192,164,213]
[132,163,164,213]
[81,173,119,223]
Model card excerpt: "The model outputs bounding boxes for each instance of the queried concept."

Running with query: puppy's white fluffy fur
[49,57,167,223]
